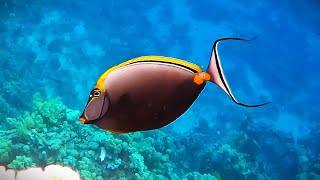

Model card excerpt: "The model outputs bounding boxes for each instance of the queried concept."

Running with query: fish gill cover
[0,0,319,179]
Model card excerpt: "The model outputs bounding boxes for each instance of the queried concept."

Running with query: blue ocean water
[0,0,319,179]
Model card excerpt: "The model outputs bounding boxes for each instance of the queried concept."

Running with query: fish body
[80,38,270,134]
[95,58,205,133]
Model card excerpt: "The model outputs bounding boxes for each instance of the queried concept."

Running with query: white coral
[0,164,82,180]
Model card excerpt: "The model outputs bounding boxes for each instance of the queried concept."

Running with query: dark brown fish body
[95,63,205,132]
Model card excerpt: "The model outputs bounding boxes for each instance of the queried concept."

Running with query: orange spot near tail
[193,74,204,85]
[79,117,86,124]
[203,72,211,81]
[193,72,210,85]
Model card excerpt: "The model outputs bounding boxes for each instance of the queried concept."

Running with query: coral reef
[0,92,276,179]
[1,94,222,179]
[296,154,320,180]
[0,138,12,164]
[8,156,36,169]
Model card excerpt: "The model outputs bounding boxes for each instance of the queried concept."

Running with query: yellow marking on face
[95,56,203,90]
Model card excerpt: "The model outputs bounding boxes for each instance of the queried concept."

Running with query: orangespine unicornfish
[79,37,270,134]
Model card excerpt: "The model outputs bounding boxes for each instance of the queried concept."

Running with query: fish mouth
[79,115,100,124]
[79,117,87,124]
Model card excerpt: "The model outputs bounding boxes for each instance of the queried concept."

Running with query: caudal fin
[206,37,270,107]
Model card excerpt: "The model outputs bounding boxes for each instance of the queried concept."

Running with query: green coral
[215,143,262,179]
[0,138,12,164]
[129,152,147,172]
[6,112,46,138]
[2,93,225,179]
[80,170,103,180]
[0,95,14,120]
[183,172,217,180]
[32,93,66,124]
[7,155,36,170]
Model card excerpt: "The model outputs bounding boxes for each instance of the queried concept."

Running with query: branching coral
[208,143,267,180]
[175,130,269,180]
[32,93,67,125]
[216,144,253,176]
[1,93,224,179]
[7,155,36,170]
[1,84,270,180]
[0,138,12,164]
[0,95,15,121]
[6,112,45,138]
[183,172,217,180]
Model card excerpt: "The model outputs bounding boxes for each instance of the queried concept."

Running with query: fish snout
[79,116,88,124]
[79,114,97,124]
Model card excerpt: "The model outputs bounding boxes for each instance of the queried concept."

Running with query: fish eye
[92,89,101,97]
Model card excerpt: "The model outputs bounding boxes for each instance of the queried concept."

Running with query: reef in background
[0,93,273,179]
